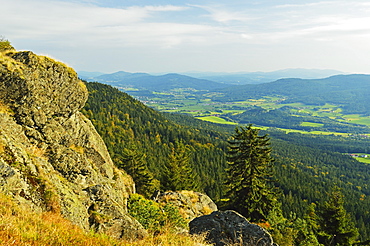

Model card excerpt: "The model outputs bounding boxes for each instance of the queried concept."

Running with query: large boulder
[189,210,277,246]
[155,190,217,221]
[0,50,147,240]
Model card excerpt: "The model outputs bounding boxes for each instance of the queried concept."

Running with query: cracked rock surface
[0,50,147,240]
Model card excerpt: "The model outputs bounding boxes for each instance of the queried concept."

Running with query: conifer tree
[225,124,276,222]
[161,140,199,191]
[317,187,359,246]
[115,147,158,198]
[293,203,321,246]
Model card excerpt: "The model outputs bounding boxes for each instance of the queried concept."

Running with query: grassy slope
[0,194,207,246]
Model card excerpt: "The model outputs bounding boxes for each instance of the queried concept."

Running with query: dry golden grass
[0,141,5,154]
[69,144,84,155]
[0,51,24,75]
[27,145,47,160]
[0,193,210,246]
[127,226,210,246]
[77,80,88,92]
[200,205,213,216]
[181,190,199,203]
[0,193,121,246]
[0,101,14,115]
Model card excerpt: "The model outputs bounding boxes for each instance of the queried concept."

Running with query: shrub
[128,193,163,232]
[0,37,14,51]
[162,202,188,229]
[128,193,187,233]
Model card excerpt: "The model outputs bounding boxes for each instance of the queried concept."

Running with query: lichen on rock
[155,190,217,221]
[0,50,146,240]
[189,210,277,246]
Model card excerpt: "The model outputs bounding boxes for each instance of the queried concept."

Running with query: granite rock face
[155,190,217,221]
[189,210,277,246]
[0,50,146,239]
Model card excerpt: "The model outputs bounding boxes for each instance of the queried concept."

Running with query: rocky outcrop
[0,50,147,239]
[155,190,217,221]
[189,210,277,246]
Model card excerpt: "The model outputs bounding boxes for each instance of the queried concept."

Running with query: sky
[2,0,370,74]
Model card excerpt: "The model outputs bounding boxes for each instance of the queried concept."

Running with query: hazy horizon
[3,0,370,74]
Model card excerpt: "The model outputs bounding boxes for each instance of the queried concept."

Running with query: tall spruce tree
[161,140,200,191]
[115,147,158,198]
[317,187,359,246]
[293,203,321,246]
[225,124,276,222]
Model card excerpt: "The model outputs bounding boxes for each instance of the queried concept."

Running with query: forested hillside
[215,74,370,115]
[82,82,370,241]
[81,82,227,199]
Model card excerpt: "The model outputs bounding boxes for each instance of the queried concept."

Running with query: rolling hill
[84,71,228,91]
[214,74,370,115]
[186,68,343,84]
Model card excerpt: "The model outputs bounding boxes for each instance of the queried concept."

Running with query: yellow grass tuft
[69,144,84,155]
[78,80,87,91]
[0,141,5,154]
[0,51,24,75]
[128,226,210,246]
[0,101,13,115]
[181,190,199,203]
[200,205,213,215]
[27,145,47,159]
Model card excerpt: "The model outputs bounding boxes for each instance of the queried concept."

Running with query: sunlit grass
[348,153,370,164]
[0,194,208,246]
[300,122,324,127]
[222,110,244,114]
[276,128,349,136]
[355,157,370,164]
[0,101,14,115]
[348,117,370,127]
[196,116,237,125]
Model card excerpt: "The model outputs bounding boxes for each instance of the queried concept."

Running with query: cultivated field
[133,89,370,137]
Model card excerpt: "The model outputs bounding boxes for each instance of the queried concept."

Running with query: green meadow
[300,122,324,127]
[350,153,370,164]
[195,116,237,125]
[137,90,370,136]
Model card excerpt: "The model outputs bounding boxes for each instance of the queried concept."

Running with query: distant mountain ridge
[78,68,344,88]
[81,71,228,91]
[95,71,151,81]
[182,68,344,84]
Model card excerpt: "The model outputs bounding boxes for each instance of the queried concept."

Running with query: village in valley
[348,153,370,164]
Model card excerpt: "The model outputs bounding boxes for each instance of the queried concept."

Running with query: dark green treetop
[317,187,359,246]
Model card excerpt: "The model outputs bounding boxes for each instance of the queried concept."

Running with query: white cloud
[190,4,253,23]
[142,5,189,12]
[2,0,190,39]
[3,0,370,73]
